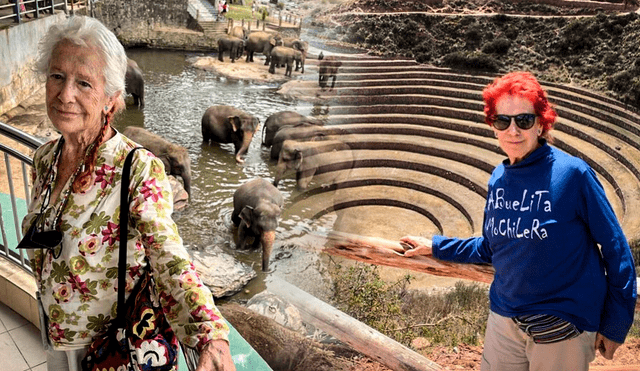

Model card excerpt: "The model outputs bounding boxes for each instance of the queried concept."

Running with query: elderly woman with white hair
[19,16,235,370]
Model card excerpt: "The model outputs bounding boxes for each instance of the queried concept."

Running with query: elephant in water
[201,105,260,164]
[269,123,328,161]
[262,110,324,148]
[232,178,284,272]
[273,137,354,190]
[122,126,192,196]
[125,58,144,108]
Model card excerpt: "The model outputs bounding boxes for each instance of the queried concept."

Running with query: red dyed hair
[482,71,557,138]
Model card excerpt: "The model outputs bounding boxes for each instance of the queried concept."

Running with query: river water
[115,47,338,300]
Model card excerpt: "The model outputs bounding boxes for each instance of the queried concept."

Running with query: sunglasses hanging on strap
[18,138,81,258]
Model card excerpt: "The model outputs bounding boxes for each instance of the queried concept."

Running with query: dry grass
[331,262,489,348]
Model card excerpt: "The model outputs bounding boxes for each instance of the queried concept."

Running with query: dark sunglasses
[17,214,63,259]
[491,113,537,131]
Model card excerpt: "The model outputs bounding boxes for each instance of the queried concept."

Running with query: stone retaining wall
[0,13,65,118]
[94,0,190,35]
[89,0,219,50]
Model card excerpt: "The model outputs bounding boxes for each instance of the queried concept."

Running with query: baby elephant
[232,178,284,272]
[122,126,192,196]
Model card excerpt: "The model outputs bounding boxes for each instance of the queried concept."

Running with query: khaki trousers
[481,310,596,371]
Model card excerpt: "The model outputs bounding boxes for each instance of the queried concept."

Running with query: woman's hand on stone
[399,236,433,258]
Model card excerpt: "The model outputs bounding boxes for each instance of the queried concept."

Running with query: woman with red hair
[402,71,637,370]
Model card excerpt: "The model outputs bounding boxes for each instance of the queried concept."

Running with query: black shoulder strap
[116,147,143,325]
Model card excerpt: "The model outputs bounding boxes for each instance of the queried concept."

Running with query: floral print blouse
[22,131,229,351]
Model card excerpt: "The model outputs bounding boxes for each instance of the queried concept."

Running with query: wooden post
[241,18,244,28]
[267,275,443,371]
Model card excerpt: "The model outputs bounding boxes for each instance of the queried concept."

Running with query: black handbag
[81,147,179,371]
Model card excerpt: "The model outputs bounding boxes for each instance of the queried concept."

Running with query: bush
[556,19,597,54]
[465,24,483,41]
[607,70,640,105]
[258,6,269,20]
[331,263,490,347]
[482,38,511,54]
[331,263,410,336]
[441,51,501,72]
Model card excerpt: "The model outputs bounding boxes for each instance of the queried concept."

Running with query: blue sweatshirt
[432,141,637,343]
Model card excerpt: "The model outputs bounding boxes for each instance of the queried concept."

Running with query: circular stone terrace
[277,55,640,245]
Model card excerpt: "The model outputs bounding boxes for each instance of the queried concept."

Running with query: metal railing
[0,121,43,272]
[0,0,67,24]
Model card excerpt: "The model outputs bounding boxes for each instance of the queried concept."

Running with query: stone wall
[0,13,65,118]
[92,0,200,48]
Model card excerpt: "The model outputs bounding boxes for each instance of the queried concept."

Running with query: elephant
[282,37,308,71]
[245,31,283,65]
[262,111,323,147]
[232,178,284,272]
[273,137,353,189]
[318,55,342,90]
[218,36,245,63]
[269,123,328,160]
[122,126,192,196]
[125,58,144,108]
[201,105,260,164]
[268,46,305,76]
[229,25,248,39]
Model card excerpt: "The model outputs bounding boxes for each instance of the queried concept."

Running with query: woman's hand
[196,339,236,371]
[399,236,433,258]
[595,333,622,360]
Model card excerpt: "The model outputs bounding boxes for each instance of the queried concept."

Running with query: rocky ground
[310,0,640,110]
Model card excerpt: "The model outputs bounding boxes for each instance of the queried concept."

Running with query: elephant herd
[119,31,346,272]
[123,105,353,273]
[125,31,340,111]
[218,26,308,77]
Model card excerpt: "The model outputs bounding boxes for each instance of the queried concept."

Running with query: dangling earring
[104,105,109,113]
